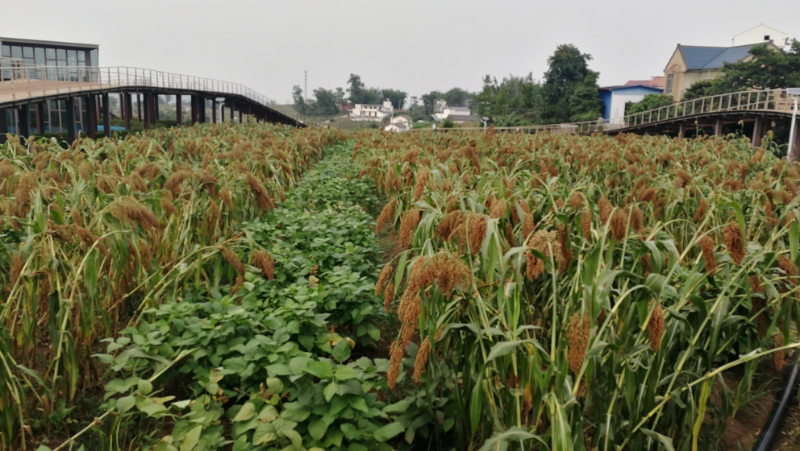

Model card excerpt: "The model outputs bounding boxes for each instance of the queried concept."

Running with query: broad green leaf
[324,382,339,402]
[138,379,153,396]
[332,340,352,363]
[253,423,277,446]
[180,425,202,451]
[282,430,302,448]
[116,395,135,413]
[383,400,410,414]
[258,405,278,422]
[305,360,334,379]
[373,422,405,442]
[341,422,361,440]
[233,402,257,422]
[791,222,799,263]
[335,366,358,381]
[309,418,329,440]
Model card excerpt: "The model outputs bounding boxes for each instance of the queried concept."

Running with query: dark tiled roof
[679,43,763,70]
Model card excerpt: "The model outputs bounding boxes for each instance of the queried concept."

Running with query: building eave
[0,36,99,49]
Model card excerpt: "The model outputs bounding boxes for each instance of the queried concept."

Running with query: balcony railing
[0,65,307,125]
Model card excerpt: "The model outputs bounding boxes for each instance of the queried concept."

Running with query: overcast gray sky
[3,0,798,104]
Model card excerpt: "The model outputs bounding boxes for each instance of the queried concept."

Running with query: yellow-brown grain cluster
[375,264,394,296]
[398,207,422,249]
[526,230,563,280]
[414,337,432,383]
[567,312,590,373]
[648,302,665,353]
[722,221,745,265]
[699,236,717,273]
[251,249,275,280]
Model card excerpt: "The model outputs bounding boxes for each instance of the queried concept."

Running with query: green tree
[568,71,604,121]
[542,44,595,123]
[334,87,346,110]
[443,88,473,107]
[292,85,306,114]
[711,42,800,93]
[346,74,366,103]
[313,88,339,116]
[682,80,713,101]
[382,89,407,110]
[626,94,673,115]
[421,91,444,116]
[475,73,543,125]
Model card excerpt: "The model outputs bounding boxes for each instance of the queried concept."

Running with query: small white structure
[733,24,791,47]
[599,85,664,125]
[350,99,394,122]
[431,101,480,123]
[384,115,411,132]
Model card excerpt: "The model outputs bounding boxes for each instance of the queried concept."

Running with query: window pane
[1,45,10,57]
[90,49,98,66]
[46,48,55,59]
[78,51,85,63]
[56,49,66,60]
[23,47,33,58]
[67,50,77,66]
[34,47,44,65]
[11,46,22,58]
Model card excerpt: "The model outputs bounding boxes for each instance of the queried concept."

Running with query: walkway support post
[678,123,685,138]
[102,93,111,138]
[199,98,206,123]
[65,97,76,143]
[230,101,234,121]
[176,94,182,126]
[18,104,30,139]
[752,117,764,148]
[137,93,142,122]
[86,95,97,139]
[35,102,45,134]
[715,118,723,137]
[789,95,799,162]
[0,108,7,144]
[124,93,132,130]
[143,93,151,130]
[212,99,217,123]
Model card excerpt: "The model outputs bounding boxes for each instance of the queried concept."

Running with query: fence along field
[1,124,800,450]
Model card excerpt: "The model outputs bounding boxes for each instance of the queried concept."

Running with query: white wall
[609,93,648,124]
[734,25,789,46]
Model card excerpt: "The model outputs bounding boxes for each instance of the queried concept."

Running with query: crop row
[357,130,800,450]
[0,125,344,449]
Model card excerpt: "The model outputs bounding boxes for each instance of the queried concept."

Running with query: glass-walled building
[1,37,99,80]
[1,37,99,134]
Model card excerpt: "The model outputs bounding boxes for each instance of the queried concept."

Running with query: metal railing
[410,89,794,135]
[0,64,307,125]
[412,119,620,134]
[622,89,791,128]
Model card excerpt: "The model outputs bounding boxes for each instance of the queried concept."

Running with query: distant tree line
[292,41,800,124]
[292,74,408,117]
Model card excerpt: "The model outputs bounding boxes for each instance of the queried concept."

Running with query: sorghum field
[0,125,798,451]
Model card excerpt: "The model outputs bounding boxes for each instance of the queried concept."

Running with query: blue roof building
[599,85,664,125]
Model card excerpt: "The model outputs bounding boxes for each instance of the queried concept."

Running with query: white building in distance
[350,99,393,122]
[733,24,791,47]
